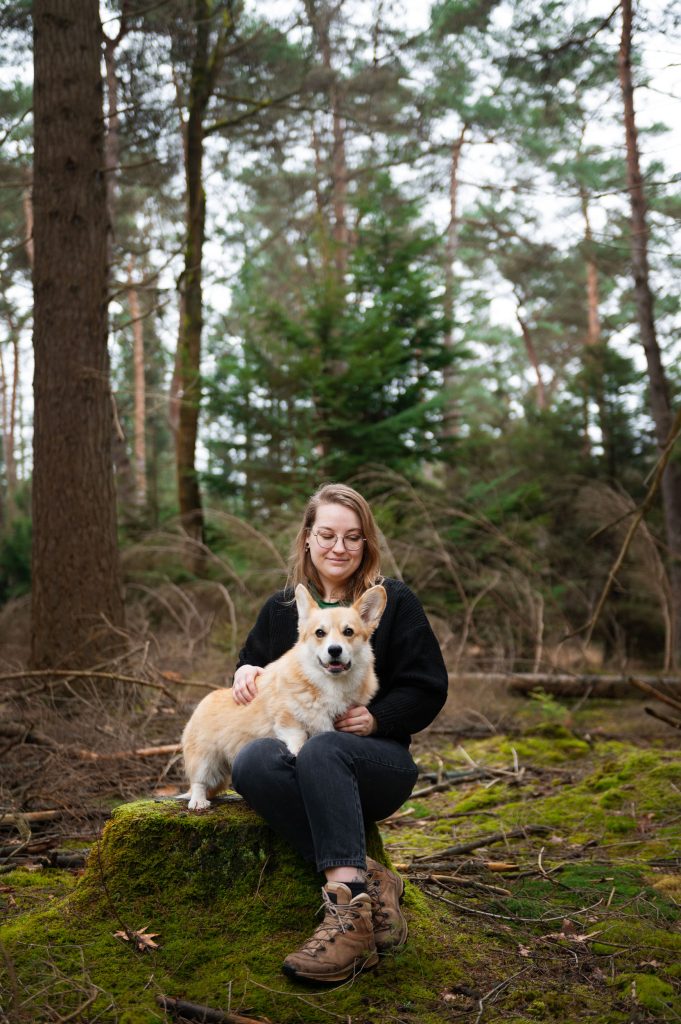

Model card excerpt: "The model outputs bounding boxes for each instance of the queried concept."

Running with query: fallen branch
[475,673,681,699]
[410,771,492,799]
[644,706,681,731]
[0,668,178,699]
[422,886,604,924]
[629,677,681,714]
[414,825,552,861]
[157,994,271,1024]
[68,743,181,762]
[424,873,512,897]
[1,810,63,825]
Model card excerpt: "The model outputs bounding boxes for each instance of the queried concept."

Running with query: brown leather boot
[282,881,378,982]
[366,858,408,951]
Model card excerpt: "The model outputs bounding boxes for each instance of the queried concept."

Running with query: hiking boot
[282,881,378,983]
[366,857,408,952]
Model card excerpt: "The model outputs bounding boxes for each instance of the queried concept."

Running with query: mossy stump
[1,798,458,1024]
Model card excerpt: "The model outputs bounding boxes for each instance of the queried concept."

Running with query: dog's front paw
[188,796,211,811]
[187,783,210,810]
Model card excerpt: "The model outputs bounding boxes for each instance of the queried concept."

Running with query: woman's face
[307,502,365,600]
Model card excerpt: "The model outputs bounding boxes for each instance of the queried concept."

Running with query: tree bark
[618,0,681,664]
[305,0,348,279]
[579,187,609,465]
[516,310,547,411]
[442,128,467,446]
[176,0,228,544]
[102,12,140,518]
[31,0,125,668]
[0,315,20,522]
[127,258,147,507]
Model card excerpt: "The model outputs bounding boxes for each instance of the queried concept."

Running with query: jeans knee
[296,731,349,771]
[231,738,288,793]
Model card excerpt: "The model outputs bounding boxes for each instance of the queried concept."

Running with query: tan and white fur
[181,584,387,810]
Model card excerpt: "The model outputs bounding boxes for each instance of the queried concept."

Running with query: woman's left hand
[334,705,377,736]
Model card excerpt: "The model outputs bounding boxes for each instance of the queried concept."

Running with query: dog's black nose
[327,644,343,659]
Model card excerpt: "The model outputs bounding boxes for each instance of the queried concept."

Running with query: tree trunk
[127,259,147,507]
[31,0,125,668]
[516,311,547,411]
[0,315,20,522]
[619,0,681,665]
[305,0,348,279]
[176,0,215,544]
[22,168,34,268]
[102,14,140,521]
[442,128,467,448]
[580,187,609,466]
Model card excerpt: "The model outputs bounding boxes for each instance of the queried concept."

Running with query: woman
[231,483,448,982]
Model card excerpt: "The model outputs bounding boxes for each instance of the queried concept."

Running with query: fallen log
[452,673,681,700]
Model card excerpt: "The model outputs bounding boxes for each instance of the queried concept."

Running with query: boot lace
[366,876,390,929]
[299,892,361,956]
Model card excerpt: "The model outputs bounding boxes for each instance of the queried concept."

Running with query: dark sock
[347,881,368,899]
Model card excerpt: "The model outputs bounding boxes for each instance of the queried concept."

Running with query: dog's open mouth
[320,659,351,674]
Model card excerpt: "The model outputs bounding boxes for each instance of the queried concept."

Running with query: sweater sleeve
[368,581,448,741]
[235,591,298,672]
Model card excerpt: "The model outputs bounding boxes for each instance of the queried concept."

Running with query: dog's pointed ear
[354,585,387,633]
[295,584,317,627]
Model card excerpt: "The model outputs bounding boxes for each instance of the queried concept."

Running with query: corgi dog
[181,583,387,810]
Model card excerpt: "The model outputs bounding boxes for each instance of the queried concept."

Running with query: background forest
[1,0,681,675]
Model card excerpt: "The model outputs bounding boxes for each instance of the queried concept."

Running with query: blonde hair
[288,484,383,602]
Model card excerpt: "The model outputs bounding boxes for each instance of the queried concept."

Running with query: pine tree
[31,0,124,667]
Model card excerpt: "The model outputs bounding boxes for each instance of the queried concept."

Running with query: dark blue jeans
[231,731,419,872]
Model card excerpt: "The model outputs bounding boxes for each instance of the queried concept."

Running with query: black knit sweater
[236,578,448,746]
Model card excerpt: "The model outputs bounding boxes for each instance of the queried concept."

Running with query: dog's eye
[315,628,326,638]
[342,627,354,637]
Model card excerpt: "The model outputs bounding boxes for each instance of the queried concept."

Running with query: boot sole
[282,950,379,983]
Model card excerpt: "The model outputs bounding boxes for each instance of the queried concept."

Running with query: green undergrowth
[2,734,679,1023]
[388,732,681,1021]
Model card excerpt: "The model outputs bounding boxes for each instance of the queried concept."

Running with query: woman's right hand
[232,664,263,704]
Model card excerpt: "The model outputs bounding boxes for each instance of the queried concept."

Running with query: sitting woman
[231,483,448,982]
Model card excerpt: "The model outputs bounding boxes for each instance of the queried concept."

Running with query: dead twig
[414,824,553,861]
[157,994,271,1024]
[0,668,179,699]
[422,885,604,924]
[423,872,512,897]
[644,706,681,730]
[569,406,681,649]
[474,965,533,1023]
[629,677,681,714]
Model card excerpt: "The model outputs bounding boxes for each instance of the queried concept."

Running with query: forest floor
[1,665,680,1023]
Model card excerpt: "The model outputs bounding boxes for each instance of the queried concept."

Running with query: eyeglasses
[310,528,365,553]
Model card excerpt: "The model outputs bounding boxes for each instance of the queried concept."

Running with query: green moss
[615,972,677,1012]
[0,800,473,1024]
[0,866,78,920]
[403,799,432,819]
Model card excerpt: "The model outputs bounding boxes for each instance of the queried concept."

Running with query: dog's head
[295,584,387,676]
